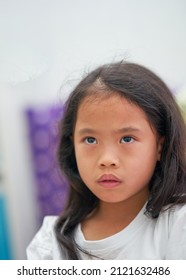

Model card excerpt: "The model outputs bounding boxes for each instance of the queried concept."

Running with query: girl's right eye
[84,137,97,144]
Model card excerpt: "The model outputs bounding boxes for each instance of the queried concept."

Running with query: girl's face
[74,93,163,206]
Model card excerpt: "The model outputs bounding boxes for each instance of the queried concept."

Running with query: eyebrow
[77,126,141,135]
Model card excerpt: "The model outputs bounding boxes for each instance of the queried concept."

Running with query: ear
[157,136,164,161]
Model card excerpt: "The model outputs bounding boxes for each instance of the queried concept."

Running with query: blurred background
[0,0,186,259]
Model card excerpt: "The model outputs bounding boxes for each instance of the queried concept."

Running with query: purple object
[26,104,68,221]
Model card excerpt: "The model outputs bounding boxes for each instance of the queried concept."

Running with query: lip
[97,174,122,189]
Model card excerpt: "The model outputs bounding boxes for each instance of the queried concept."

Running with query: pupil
[88,137,95,143]
[124,137,131,142]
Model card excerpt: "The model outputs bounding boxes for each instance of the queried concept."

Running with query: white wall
[0,0,186,259]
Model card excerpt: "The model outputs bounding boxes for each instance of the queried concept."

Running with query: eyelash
[84,136,135,144]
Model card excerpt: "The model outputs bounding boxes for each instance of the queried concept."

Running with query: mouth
[97,174,122,189]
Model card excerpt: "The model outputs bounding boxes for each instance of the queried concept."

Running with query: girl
[27,61,186,260]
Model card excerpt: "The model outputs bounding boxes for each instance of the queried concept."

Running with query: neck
[96,192,148,224]
[81,191,148,240]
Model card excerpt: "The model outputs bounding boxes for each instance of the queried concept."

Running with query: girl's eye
[85,137,97,144]
[120,136,134,144]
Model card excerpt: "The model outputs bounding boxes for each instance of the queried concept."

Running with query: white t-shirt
[26,203,186,260]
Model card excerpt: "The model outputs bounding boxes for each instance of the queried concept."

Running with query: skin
[74,93,164,240]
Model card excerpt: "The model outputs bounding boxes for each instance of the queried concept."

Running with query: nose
[98,147,120,169]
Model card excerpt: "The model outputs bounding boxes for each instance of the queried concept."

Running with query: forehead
[75,93,150,130]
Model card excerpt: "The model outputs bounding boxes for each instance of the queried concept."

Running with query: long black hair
[55,61,186,259]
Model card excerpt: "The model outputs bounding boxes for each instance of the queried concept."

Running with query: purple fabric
[26,104,68,220]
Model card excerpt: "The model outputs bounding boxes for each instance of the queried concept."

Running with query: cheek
[75,146,93,174]
[126,144,158,176]
[136,152,158,178]
[75,159,93,190]
[75,148,98,188]
[75,144,96,162]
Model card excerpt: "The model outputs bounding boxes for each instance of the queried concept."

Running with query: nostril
[100,162,117,167]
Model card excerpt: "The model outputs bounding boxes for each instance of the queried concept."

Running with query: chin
[98,196,128,204]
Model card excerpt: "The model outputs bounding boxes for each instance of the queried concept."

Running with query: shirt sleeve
[26,216,58,260]
[165,205,186,259]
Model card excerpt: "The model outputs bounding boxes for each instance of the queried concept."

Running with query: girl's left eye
[120,136,134,144]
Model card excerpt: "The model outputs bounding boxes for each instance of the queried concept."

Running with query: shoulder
[156,203,186,231]
[41,215,58,230]
[167,203,186,234]
[160,203,186,223]
[34,215,58,240]
[159,204,186,259]
[26,216,61,260]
